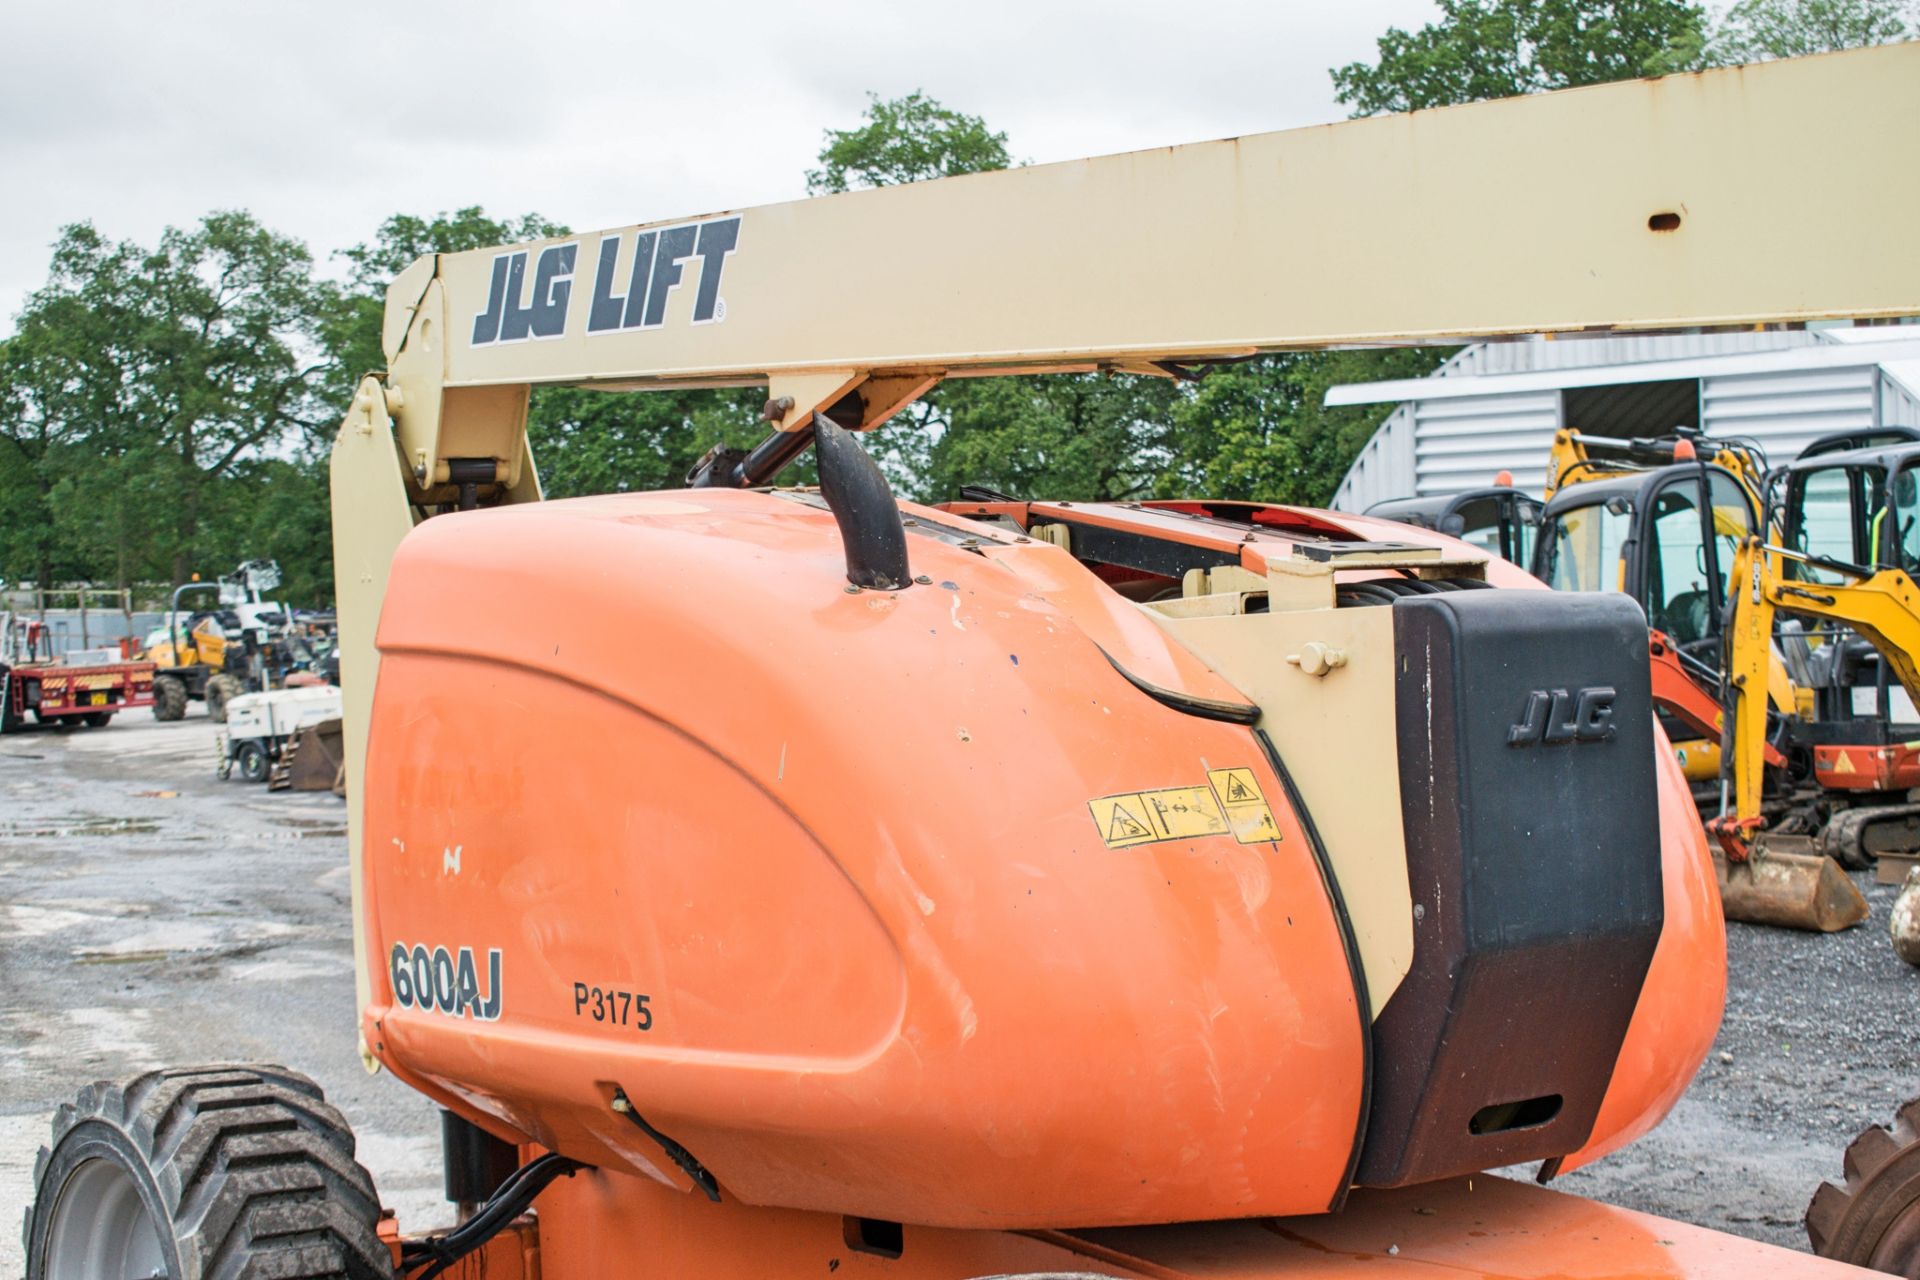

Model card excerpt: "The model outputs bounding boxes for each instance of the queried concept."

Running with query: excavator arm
[1544,429,1767,505]
[1714,539,1920,859]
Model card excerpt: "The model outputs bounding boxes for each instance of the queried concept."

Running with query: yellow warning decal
[1088,768,1282,849]
[1207,768,1283,843]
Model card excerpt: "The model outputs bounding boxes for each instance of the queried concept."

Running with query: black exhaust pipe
[813,413,910,590]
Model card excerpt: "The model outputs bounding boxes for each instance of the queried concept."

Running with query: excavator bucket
[284,716,345,792]
[1712,838,1869,933]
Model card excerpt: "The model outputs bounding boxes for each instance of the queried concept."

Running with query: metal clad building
[1330,327,1920,511]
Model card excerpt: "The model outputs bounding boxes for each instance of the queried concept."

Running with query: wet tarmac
[1,709,1915,1266]
[0,713,447,1274]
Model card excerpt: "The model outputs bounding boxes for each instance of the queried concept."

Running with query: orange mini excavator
[23,43,1920,1280]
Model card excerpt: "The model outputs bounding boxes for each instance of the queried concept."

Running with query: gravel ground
[1555,868,1920,1251]
[1,710,1915,1271]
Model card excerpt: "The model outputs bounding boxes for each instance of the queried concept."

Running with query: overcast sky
[0,1,1439,331]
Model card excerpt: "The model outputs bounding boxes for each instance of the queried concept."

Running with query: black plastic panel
[1355,590,1664,1187]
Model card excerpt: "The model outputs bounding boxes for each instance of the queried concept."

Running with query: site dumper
[22,43,1920,1280]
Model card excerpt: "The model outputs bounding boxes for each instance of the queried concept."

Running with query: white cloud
[0,0,1438,328]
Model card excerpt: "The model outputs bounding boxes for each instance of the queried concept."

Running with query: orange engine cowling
[361,489,1722,1230]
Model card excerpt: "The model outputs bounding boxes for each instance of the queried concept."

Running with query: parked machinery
[1362,478,1543,567]
[21,43,1920,1280]
[0,612,155,732]
[144,561,296,722]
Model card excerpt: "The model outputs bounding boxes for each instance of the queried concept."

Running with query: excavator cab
[1532,460,1758,661]
[1774,441,1920,783]
[1361,486,1543,567]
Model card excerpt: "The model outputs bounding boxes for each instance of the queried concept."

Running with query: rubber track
[27,1063,390,1280]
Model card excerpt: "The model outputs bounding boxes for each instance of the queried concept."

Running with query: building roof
[1325,331,1920,408]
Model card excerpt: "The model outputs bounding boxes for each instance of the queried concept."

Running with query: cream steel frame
[334,43,1920,1049]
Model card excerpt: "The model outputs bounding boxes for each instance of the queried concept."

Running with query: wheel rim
[43,1157,168,1280]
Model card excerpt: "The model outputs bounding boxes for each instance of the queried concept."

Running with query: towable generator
[24,43,1920,1280]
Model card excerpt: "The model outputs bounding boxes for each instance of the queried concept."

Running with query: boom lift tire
[22,1064,388,1280]
[151,675,187,722]
[204,673,244,724]
[1807,1095,1920,1275]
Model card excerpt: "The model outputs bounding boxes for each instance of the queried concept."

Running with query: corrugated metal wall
[1883,371,1920,429]
[1336,403,1417,510]
[1699,366,1879,465]
[1333,335,1920,512]
[1441,330,1815,377]
[1412,391,1562,497]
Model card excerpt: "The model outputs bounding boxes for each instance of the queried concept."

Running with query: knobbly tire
[204,674,243,724]
[22,1063,390,1280]
[1807,1095,1920,1276]
[152,676,188,722]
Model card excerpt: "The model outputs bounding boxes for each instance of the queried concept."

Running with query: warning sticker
[1088,767,1282,849]
[1208,768,1283,844]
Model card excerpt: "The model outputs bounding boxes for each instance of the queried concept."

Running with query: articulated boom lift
[25,42,1920,1280]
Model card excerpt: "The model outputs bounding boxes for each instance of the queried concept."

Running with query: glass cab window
[1787,464,1877,583]
[1889,465,1920,571]
[1541,498,1631,593]
[1446,495,1538,566]
[1706,470,1753,615]
[1643,480,1716,647]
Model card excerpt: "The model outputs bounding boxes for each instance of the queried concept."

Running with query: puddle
[0,816,160,838]
[76,950,173,966]
[6,904,99,937]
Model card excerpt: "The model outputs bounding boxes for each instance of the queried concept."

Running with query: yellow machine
[1530,425,1904,930]
[1713,437,1920,929]
[145,617,226,671]
[139,583,246,722]
[20,42,1920,1280]
[1544,426,1768,506]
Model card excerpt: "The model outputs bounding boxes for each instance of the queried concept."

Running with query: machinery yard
[0,711,1912,1271]
[4,10,1920,1279]
[0,717,446,1275]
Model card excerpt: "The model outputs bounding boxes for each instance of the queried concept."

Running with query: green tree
[1331,0,1708,115]
[1704,0,1916,61]
[0,214,331,590]
[807,92,1185,502]
[1160,349,1452,507]
[320,207,569,401]
[806,91,1013,195]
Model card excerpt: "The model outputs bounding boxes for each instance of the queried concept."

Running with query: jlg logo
[469,215,742,347]
[1508,686,1617,747]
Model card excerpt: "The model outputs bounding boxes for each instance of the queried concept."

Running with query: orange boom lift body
[24,42,1920,1280]
[338,45,1916,1280]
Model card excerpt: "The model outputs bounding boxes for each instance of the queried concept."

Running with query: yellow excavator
[1529,425,1899,929]
[1534,425,1789,777]
[1713,436,1920,927]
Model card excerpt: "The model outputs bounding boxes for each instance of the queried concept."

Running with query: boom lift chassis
[23,41,1920,1280]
